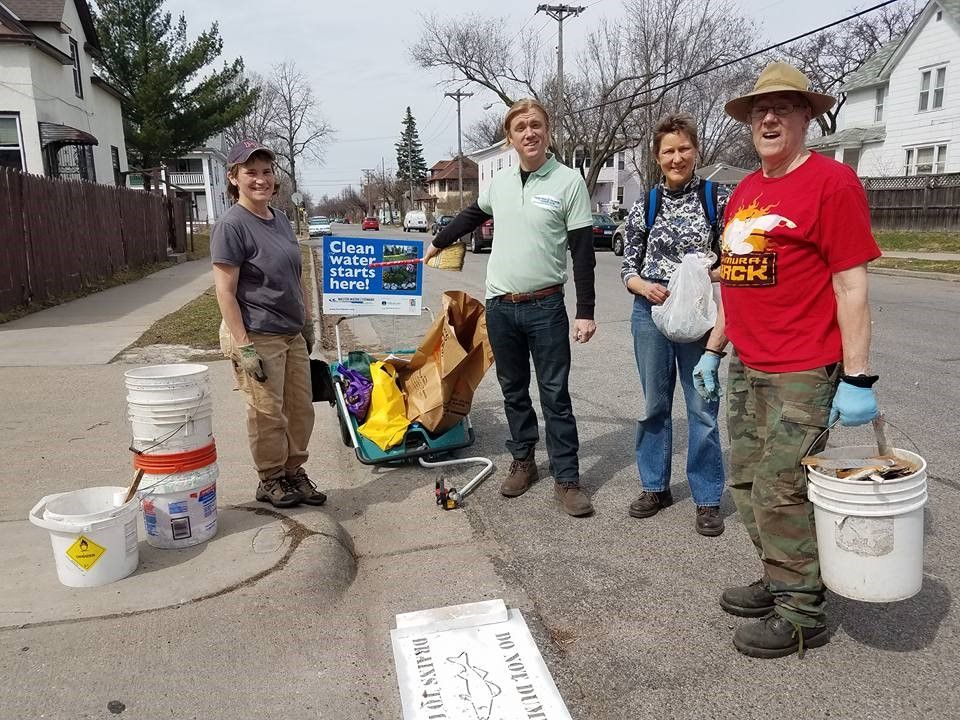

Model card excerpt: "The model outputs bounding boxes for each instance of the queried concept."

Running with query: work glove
[301,320,316,354]
[237,343,267,382]
[692,352,722,402]
[829,381,879,427]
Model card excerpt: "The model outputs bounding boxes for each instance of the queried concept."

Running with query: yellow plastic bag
[357,361,410,451]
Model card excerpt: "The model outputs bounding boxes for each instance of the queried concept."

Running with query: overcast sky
[163,0,868,200]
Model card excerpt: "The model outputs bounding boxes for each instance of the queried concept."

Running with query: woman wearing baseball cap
[210,138,326,509]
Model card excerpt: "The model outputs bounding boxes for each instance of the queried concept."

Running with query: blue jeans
[631,293,724,506]
[485,293,580,485]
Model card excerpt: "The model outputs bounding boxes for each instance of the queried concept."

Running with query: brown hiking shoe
[628,489,673,518]
[255,476,303,508]
[695,506,724,536]
[500,452,538,497]
[287,468,327,506]
[554,484,594,517]
[720,579,776,617]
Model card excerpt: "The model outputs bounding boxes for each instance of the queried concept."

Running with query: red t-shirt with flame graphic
[720,152,881,373]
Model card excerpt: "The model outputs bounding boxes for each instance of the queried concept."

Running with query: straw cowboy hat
[724,62,835,123]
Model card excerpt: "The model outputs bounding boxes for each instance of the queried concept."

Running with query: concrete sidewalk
[0,259,214,367]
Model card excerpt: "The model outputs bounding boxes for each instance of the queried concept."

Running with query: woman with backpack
[620,113,730,536]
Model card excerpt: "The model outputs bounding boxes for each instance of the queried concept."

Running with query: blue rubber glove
[829,381,879,426]
[692,352,722,401]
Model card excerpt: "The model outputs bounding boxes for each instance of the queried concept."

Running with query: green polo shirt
[478,154,592,299]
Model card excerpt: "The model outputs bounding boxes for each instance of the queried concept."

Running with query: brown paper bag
[399,290,494,434]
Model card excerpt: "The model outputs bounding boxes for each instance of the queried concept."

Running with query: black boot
[719,579,776,617]
[733,612,829,659]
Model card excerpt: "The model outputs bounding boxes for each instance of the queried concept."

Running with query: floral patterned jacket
[620,175,731,285]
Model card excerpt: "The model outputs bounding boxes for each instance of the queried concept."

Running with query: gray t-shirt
[210,203,304,334]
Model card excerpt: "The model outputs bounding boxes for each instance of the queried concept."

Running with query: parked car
[592,213,618,249]
[469,218,494,253]
[611,221,626,256]
[361,217,380,231]
[403,210,429,232]
[308,215,332,237]
[431,215,455,235]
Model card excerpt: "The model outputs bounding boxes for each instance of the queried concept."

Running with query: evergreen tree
[93,0,257,190]
[394,107,428,189]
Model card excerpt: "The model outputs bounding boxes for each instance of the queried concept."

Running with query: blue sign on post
[321,236,423,316]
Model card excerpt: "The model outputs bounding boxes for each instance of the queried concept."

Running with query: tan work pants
[221,322,314,481]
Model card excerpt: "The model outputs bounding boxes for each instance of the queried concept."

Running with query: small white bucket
[28,486,140,588]
[806,446,927,603]
[140,463,218,549]
[125,364,214,453]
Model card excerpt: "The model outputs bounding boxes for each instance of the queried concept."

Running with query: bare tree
[410,0,760,194]
[223,72,280,149]
[781,2,919,135]
[464,112,505,151]
[268,61,333,229]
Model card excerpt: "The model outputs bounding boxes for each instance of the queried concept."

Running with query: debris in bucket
[801,452,920,480]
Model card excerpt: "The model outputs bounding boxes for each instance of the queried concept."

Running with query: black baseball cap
[227,138,276,165]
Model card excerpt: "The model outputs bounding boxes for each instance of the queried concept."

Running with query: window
[617,186,624,204]
[111,146,121,186]
[874,87,886,122]
[919,66,946,111]
[69,38,83,99]
[905,144,948,175]
[605,155,614,168]
[574,148,584,167]
[0,115,24,170]
[842,147,861,170]
[618,153,625,171]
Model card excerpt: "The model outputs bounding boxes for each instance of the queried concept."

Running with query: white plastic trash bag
[651,253,717,342]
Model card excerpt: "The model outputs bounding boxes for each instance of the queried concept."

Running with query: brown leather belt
[498,284,563,303]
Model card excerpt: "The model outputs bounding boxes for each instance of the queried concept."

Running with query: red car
[362,217,380,231]
[469,218,493,253]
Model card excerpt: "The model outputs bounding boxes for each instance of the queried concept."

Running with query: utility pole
[536,4,586,123]
[361,168,375,219]
[444,88,474,210]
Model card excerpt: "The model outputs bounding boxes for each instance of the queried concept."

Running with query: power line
[565,0,903,117]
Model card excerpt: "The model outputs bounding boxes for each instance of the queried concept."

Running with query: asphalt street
[1,222,958,719]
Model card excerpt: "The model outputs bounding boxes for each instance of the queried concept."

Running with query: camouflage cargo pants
[726,354,840,627]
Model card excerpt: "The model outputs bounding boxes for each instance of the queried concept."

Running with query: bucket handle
[28,493,136,534]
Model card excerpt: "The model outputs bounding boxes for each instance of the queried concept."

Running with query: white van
[403,210,428,233]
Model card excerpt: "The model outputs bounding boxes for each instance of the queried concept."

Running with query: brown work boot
[554,483,594,517]
[255,475,303,508]
[628,489,673,518]
[287,468,327,506]
[695,506,724,536]
[500,452,538,497]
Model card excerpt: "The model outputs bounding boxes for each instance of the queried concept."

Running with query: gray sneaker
[256,476,303,508]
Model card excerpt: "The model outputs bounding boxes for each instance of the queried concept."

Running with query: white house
[808,0,960,176]
[0,0,128,184]
[468,140,644,215]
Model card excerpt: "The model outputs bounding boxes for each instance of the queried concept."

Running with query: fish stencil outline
[446,651,502,720]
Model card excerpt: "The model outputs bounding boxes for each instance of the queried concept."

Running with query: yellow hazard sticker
[65,535,106,571]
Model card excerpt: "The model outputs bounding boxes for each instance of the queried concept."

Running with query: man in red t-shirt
[691,62,881,659]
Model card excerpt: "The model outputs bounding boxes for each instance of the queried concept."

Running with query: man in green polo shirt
[425,98,597,517]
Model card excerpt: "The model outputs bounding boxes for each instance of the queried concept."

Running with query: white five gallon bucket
[140,463,219,549]
[125,364,213,453]
[806,445,927,603]
[28,486,140,588]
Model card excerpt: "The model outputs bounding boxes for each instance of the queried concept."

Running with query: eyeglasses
[749,103,804,120]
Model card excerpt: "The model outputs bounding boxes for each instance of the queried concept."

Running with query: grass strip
[875,230,960,253]
[871,258,960,275]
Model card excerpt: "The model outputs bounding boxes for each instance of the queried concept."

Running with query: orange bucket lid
[133,441,217,474]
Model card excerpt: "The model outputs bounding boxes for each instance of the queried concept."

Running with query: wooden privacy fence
[862,173,960,231]
[0,168,189,315]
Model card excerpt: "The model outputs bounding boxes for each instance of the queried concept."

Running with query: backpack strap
[697,179,721,264]
[638,186,662,271]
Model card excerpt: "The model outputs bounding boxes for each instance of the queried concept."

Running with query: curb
[868,267,960,283]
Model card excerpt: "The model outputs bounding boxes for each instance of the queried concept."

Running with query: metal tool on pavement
[422,455,495,510]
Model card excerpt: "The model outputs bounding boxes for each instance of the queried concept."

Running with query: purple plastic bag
[336,364,373,422]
